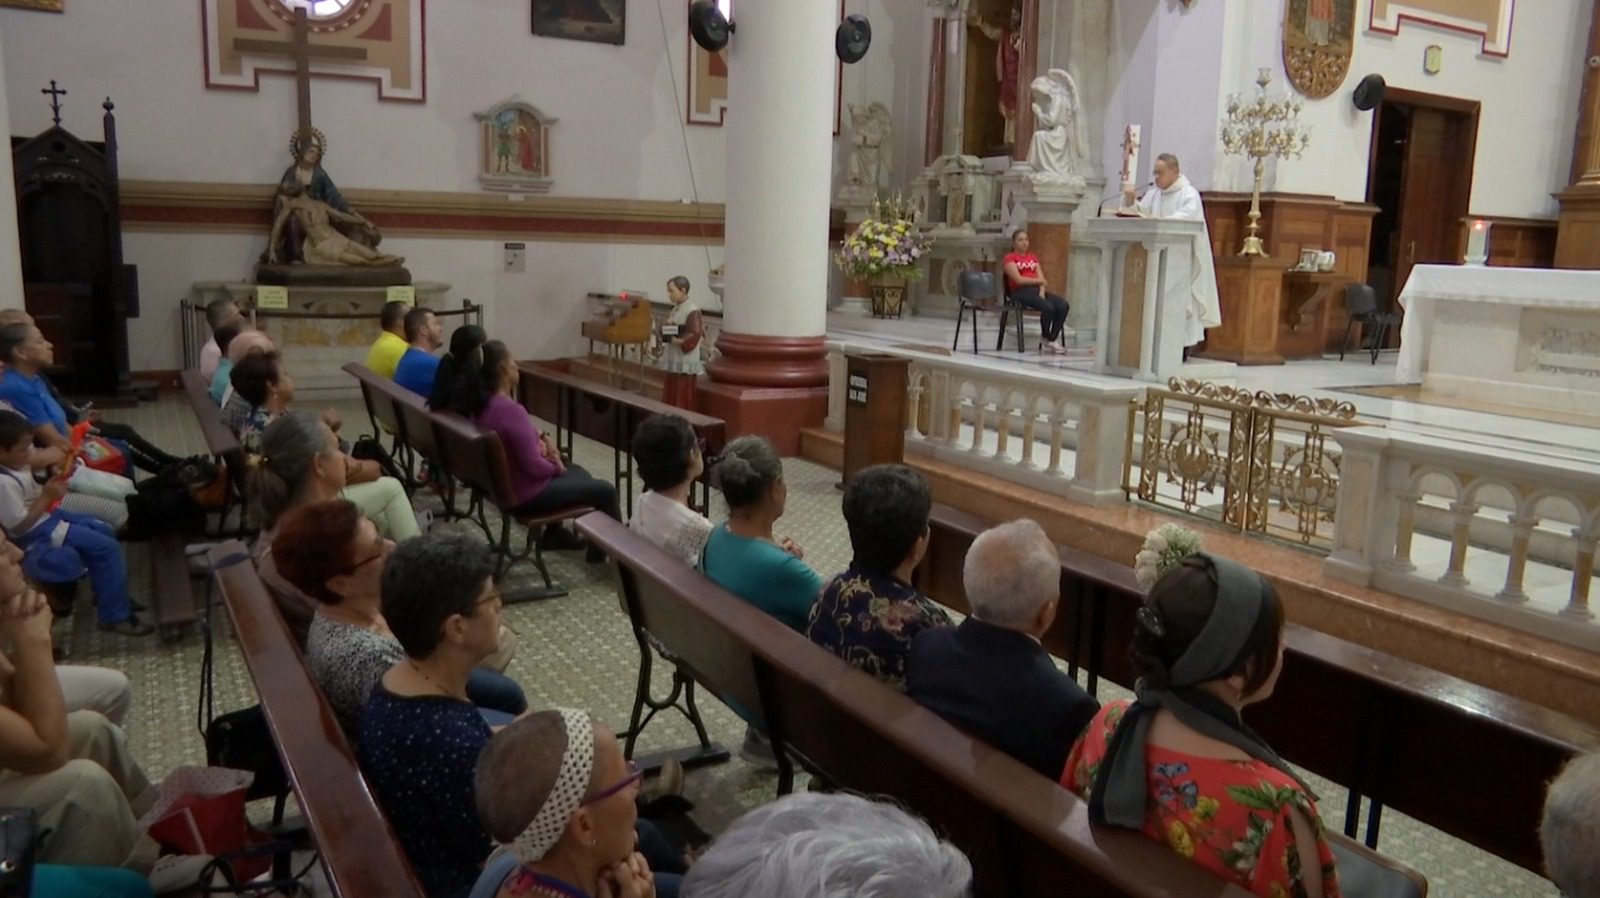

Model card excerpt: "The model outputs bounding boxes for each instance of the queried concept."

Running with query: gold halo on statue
[289,127,328,161]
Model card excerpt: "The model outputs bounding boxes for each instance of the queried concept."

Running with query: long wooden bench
[179,368,249,535]
[208,543,427,898]
[344,361,418,490]
[917,503,1600,874]
[518,360,726,516]
[576,512,1257,898]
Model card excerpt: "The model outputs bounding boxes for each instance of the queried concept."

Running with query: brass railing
[1124,379,1358,549]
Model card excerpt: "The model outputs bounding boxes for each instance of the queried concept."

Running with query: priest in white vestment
[1122,153,1223,346]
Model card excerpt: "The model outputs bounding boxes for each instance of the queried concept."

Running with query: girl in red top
[1002,229,1070,353]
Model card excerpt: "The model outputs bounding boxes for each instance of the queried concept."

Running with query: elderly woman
[680,792,971,898]
[216,328,276,425]
[1061,554,1339,898]
[628,414,710,566]
[269,499,526,736]
[805,464,949,690]
[248,411,420,645]
[700,435,821,632]
[472,709,684,898]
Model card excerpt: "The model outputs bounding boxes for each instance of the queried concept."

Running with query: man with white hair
[1542,752,1600,898]
[907,519,1098,779]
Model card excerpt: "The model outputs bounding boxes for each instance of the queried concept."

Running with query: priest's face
[1153,159,1178,191]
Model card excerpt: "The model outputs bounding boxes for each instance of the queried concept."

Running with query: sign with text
[386,285,417,306]
[846,373,868,405]
[255,286,289,310]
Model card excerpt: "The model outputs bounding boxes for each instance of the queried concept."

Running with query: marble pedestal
[192,280,451,398]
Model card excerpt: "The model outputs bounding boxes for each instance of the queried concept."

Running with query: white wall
[1,0,927,368]
[1221,0,1587,217]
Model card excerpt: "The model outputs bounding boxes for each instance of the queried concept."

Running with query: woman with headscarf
[1060,554,1339,898]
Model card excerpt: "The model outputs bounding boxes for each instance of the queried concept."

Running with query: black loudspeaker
[1352,74,1386,111]
[836,14,872,63]
[689,0,731,53]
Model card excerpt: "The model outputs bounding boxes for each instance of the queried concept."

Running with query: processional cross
[232,7,365,142]
[41,80,67,126]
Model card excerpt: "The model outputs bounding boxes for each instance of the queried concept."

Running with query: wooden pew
[343,362,416,488]
[208,544,426,898]
[576,511,1256,898]
[517,361,726,516]
[179,368,249,535]
[917,503,1600,874]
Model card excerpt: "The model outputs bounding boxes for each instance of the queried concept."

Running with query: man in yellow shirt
[365,300,411,378]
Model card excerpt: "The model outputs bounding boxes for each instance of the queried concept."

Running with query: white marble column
[0,38,25,310]
[707,0,836,389]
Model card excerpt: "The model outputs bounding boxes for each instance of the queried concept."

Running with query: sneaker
[149,853,214,894]
[738,727,780,770]
[100,616,155,637]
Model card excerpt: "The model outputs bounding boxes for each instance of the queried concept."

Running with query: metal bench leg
[497,521,567,604]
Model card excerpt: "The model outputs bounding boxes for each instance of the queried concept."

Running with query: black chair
[995,281,1029,353]
[952,270,998,354]
[1339,283,1401,364]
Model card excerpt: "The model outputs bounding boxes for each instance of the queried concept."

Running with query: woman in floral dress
[1061,554,1339,898]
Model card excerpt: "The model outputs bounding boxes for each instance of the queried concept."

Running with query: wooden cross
[41,80,67,126]
[232,7,366,140]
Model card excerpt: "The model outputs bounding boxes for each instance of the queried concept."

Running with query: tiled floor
[69,393,1560,897]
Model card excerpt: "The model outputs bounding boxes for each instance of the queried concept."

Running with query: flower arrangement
[836,195,932,282]
[1133,522,1203,591]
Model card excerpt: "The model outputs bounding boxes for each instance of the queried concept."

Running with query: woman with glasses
[472,709,682,898]
[270,500,526,737]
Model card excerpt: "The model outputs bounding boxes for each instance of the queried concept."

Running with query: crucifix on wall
[202,0,427,103]
[233,7,365,139]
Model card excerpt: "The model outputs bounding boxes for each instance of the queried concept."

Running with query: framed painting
[0,0,64,10]
[532,0,625,46]
[1283,0,1356,99]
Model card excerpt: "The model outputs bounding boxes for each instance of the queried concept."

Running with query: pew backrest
[342,362,409,445]
[208,544,426,898]
[577,512,1254,898]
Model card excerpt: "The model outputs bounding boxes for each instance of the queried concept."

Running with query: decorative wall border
[119,181,725,244]
[1367,0,1515,58]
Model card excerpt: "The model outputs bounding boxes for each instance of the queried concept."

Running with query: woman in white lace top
[628,414,712,566]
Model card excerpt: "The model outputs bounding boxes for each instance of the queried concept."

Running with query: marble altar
[1396,265,1600,416]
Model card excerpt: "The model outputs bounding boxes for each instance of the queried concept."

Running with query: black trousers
[93,422,183,474]
[1010,286,1070,342]
[509,463,621,522]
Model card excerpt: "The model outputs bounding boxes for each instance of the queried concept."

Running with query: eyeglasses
[581,760,642,806]
[473,590,504,615]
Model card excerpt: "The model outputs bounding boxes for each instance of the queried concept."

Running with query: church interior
[1,0,1599,896]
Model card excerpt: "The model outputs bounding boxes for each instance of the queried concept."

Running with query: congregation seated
[443,338,621,535]
[472,709,684,898]
[701,435,821,633]
[679,792,972,898]
[1062,553,1339,898]
[249,411,419,645]
[366,299,412,380]
[0,536,205,894]
[428,323,487,411]
[628,414,711,566]
[204,319,244,405]
[358,530,515,898]
[268,499,526,736]
[0,411,150,635]
[1542,752,1600,898]
[392,305,444,397]
[805,464,949,689]
[198,296,242,382]
[217,330,275,428]
[906,519,1097,779]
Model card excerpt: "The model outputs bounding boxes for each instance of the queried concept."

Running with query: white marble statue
[846,101,893,191]
[1026,69,1087,189]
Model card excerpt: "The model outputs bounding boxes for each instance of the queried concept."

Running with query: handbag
[78,436,127,475]
[138,766,273,883]
[0,807,38,898]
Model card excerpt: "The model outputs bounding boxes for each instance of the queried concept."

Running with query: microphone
[1097,180,1152,217]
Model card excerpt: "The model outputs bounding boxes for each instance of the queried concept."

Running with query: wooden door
[1391,99,1477,305]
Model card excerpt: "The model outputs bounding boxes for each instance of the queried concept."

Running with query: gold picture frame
[0,0,64,11]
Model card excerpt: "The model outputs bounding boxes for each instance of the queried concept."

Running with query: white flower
[1145,532,1170,554]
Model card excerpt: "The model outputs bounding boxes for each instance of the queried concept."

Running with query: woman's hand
[596,852,655,898]
[778,537,805,560]
[321,408,343,433]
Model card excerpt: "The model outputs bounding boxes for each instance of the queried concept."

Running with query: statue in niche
[845,101,893,192]
[267,129,383,264]
[269,183,405,268]
[968,3,1023,147]
[1026,69,1088,189]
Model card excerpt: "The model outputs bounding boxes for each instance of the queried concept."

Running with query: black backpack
[123,465,207,542]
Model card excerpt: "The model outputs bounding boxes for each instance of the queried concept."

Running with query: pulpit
[842,353,909,485]
[1082,217,1205,382]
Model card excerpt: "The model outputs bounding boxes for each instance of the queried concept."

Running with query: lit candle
[1464,219,1490,266]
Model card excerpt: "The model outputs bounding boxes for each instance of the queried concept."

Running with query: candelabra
[1220,68,1311,256]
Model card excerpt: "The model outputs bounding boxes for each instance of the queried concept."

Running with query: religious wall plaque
[1282,0,1356,100]
[474,99,556,194]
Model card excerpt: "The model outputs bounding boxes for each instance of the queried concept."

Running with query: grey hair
[711,435,783,511]
[1543,752,1600,898]
[962,520,1059,629]
[248,410,334,531]
[681,793,972,898]
[1156,152,1180,172]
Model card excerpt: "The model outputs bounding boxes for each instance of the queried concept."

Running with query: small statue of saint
[968,5,1023,147]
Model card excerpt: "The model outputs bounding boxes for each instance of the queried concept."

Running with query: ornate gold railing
[1123,379,1359,549]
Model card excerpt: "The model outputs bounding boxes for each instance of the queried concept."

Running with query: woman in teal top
[700,435,822,632]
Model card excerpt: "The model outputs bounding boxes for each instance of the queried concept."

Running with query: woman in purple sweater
[444,340,620,527]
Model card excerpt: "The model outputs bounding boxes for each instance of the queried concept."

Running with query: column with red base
[699,0,836,453]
